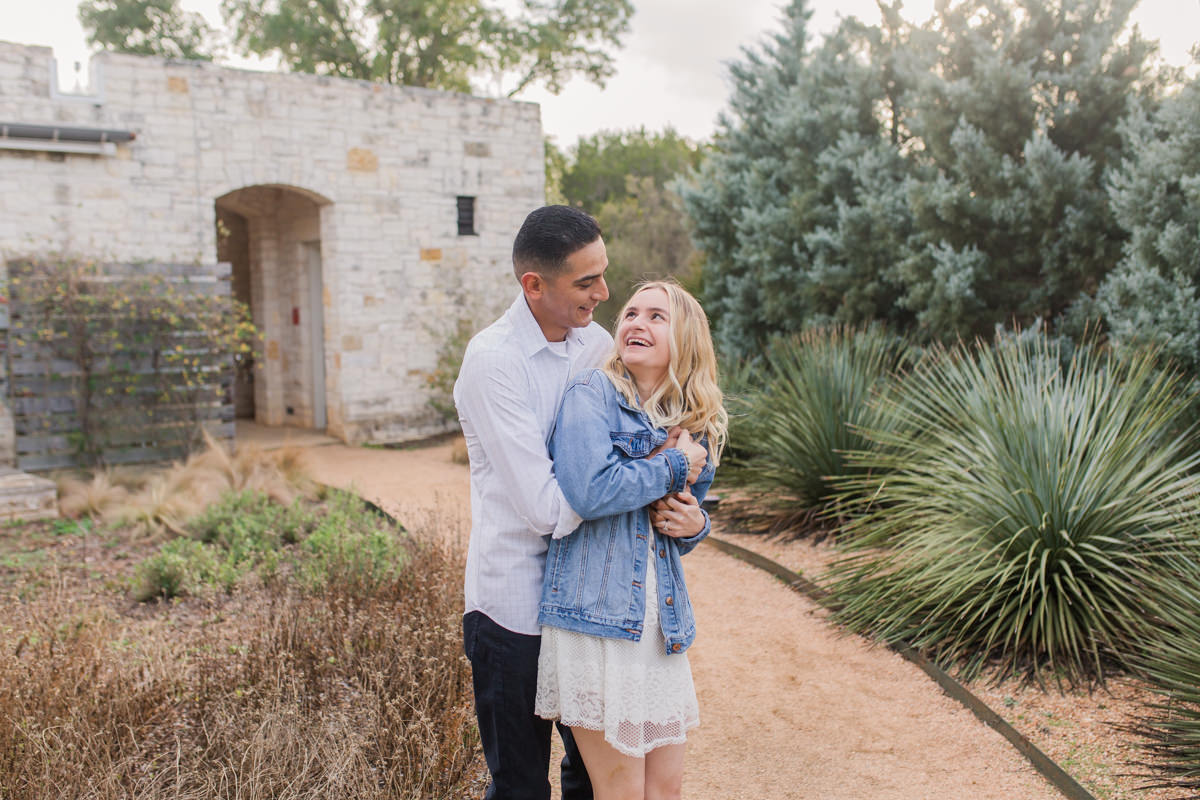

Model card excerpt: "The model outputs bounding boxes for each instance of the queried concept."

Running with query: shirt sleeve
[455,349,581,539]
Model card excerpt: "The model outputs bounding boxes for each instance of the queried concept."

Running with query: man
[453,205,611,800]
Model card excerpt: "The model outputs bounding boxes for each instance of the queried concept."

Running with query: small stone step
[0,468,58,522]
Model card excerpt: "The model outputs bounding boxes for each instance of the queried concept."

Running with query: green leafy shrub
[133,538,227,601]
[9,255,258,467]
[724,325,911,535]
[298,491,406,594]
[135,489,407,601]
[828,334,1200,683]
[188,489,316,550]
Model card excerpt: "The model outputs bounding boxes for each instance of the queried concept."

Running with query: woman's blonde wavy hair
[601,280,728,465]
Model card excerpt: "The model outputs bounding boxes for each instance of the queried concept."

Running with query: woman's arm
[550,374,691,521]
[654,448,716,555]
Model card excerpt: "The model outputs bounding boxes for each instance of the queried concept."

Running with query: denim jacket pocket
[609,431,654,458]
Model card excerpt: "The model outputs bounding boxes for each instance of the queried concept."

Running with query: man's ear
[519,271,545,298]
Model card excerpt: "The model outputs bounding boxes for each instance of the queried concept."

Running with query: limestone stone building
[0,41,545,463]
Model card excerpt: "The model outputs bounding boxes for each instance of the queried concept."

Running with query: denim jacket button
[658,548,666,558]
[671,643,681,652]
[665,596,673,606]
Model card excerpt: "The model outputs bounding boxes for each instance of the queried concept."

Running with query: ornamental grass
[1130,551,1200,796]
[722,325,911,537]
[826,334,1200,684]
[0,493,479,799]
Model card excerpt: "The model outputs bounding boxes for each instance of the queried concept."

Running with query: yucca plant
[723,325,911,536]
[827,334,1200,683]
[1129,551,1200,795]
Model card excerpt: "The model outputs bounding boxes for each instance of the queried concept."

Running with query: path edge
[704,535,1099,800]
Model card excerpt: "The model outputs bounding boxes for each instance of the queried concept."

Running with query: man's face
[532,237,610,338]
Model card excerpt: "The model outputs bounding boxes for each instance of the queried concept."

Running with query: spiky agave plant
[1129,552,1200,795]
[828,334,1200,683]
[723,325,911,536]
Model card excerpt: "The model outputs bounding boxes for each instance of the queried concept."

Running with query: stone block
[347,147,379,172]
[0,469,58,523]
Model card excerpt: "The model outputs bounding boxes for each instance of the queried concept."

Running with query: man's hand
[648,426,683,459]
[651,489,705,539]
[675,429,707,485]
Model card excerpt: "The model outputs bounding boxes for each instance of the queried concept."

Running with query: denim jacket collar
[607,374,670,447]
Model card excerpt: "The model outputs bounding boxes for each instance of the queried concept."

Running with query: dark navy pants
[463,611,593,800]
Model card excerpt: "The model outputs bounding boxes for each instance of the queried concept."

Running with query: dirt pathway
[303,441,1061,800]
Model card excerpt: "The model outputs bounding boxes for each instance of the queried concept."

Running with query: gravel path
[302,440,1062,800]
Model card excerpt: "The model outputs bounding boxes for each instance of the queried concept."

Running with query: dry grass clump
[55,429,316,537]
[0,510,480,799]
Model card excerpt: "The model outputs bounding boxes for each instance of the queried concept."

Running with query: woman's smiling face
[617,286,672,382]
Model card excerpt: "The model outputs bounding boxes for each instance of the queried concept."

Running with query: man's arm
[455,350,580,538]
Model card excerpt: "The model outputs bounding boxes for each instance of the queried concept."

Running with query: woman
[536,280,728,800]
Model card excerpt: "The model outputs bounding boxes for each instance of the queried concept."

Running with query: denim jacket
[538,368,716,655]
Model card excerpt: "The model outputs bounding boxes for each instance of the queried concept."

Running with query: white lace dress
[535,535,699,757]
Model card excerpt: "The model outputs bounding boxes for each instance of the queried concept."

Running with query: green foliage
[1130,554,1200,795]
[560,127,704,210]
[724,326,911,533]
[298,491,405,595]
[551,128,706,328]
[134,489,406,601]
[592,176,702,329]
[219,0,633,96]
[827,334,1200,683]
[545,137,569,205]
[189,489,316,549]
[79,0,217,60]
[1100,75,1200,378]
[421,316,476,425]
[9,256,257,467]
[133,538,226,601]
[680,0,1171,357]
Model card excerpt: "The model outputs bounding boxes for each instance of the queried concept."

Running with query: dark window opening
[457,196,477,236]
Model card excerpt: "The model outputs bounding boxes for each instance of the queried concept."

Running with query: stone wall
[0,42,543,447]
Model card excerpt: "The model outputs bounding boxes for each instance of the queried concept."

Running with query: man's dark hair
[512,205,602,280]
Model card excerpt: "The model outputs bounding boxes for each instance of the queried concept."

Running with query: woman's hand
[650,489,706,539]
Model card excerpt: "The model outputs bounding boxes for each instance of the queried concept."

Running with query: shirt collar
[507,291,588,358]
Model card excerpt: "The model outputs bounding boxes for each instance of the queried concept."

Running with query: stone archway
[215,185,332,431]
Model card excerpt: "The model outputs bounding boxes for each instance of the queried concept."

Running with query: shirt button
[665,596,673,606]
[671,643,681,652]
[658,548,666,558]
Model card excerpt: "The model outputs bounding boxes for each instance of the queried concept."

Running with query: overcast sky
[4,0,1198,146]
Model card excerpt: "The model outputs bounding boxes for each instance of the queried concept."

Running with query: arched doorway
[215,185,331,431]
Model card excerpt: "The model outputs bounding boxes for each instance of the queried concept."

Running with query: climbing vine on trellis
[7,255,257,468]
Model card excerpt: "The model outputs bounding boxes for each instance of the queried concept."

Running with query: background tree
[79,0,217,60]
[679,1,912,355]
[895,0,1162,341]
[560,127,702,209]
[551,127,705,327]
[1099,73,1200,377]
[681,0,1169,357]
[218,0,634,95]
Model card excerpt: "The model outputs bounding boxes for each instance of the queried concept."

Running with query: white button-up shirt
[454,292,614,634]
